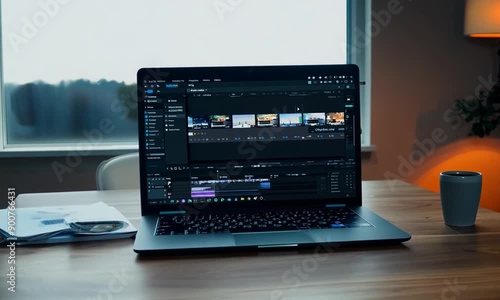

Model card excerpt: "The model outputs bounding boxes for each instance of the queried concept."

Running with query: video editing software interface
[141,68,358,206]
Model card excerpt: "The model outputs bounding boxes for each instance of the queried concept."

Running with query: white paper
[0,202,136,241]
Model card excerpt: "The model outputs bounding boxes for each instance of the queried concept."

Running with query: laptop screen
[137,65,361,211]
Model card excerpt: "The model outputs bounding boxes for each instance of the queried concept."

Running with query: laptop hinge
[160,211,186,215]
[325,204,346,208]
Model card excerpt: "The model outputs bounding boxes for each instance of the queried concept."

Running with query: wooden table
[1,180,500,300]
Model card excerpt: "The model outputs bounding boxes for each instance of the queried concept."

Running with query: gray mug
[440,171,482,227]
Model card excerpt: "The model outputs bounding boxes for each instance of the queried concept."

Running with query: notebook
[133,64,411,254]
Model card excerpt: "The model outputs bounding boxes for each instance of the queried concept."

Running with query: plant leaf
[472,123,485,138]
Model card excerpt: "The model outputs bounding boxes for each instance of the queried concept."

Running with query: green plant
[116,83,138,120]
[455,87,500,137]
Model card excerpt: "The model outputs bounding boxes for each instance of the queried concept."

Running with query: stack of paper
[0,202,137,245]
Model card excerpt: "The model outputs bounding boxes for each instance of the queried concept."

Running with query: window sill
[361,145,376,152]
[0,144,376,158]
[0,144,139,158]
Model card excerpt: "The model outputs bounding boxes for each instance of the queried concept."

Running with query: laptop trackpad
[234,231,314,247]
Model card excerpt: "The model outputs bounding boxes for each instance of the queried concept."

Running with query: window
[0,0,370,156]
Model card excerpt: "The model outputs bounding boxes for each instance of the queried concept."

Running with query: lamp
[464,0,500,38]
[464,0,500,86]
[456,0,500,137]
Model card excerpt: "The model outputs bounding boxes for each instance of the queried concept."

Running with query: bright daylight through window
[0,0,365,153]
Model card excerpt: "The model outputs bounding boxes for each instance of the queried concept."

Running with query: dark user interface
[141,70,358,205]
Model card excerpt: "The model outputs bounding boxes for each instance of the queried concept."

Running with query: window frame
[350,0,374,151]
[0,1,373,157]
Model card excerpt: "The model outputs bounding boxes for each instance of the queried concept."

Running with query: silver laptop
[133,64,411,254]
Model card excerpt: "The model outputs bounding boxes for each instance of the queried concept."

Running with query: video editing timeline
[142,72,357,205]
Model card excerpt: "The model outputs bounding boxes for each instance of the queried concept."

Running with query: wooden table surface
[1,180,500,300]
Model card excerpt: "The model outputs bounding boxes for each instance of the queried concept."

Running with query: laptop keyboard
[155,208,373,235]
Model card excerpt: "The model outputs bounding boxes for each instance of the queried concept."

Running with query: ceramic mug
[439,171,482,227]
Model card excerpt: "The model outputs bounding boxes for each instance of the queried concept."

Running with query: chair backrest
[96,153,140,190]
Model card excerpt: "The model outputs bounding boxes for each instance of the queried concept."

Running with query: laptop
[133,64,411,254]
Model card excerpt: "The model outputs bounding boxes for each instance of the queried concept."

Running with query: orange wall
[362,0,500,211]
[410,138,500,211]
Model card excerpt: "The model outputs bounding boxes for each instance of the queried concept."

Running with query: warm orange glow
[469,33,500,38]
[410,139,500,212]
[464,0,500,37]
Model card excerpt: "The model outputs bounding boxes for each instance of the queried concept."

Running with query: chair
[96,153,140,190]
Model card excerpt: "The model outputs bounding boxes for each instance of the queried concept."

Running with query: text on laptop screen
[139,66,359,206]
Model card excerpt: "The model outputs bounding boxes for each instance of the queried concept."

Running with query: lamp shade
[464,0,500,38]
